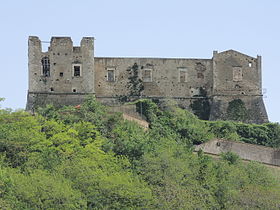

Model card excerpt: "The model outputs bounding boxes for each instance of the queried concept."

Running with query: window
[72,88,77,93]
[50,87,54,92]
[41,57,50,77]
[72,64,82,77]
[178,67,187,82]
[106,68,116,82]
[74,66,80,77]
[197,72,204,79]
[248,62,252,67]
[143,69,152,82]
[60,72,63,77]
[233,67,243,82]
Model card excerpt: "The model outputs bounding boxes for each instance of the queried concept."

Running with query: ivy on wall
[119,63,144,102]
[226,99,248,122]
[190,87,210,120]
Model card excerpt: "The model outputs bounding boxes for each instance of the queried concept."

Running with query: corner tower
[26,36,95,110]
[210,50,268,123]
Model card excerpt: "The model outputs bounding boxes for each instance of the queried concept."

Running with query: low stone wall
[195,139,280,167]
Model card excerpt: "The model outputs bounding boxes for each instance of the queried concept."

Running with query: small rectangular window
[178,67,187,82]
[249,62,252,67]
[60,72,63,77]
[143,69,152,82]
[72,64,82,77]
[233,67,243,82]
[197,72,204,79]
[74,66,80,77]
[107,68,116,82]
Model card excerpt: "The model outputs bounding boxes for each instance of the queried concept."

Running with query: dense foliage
[0,97,279,209]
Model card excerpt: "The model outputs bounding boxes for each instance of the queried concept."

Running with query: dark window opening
[60,72,63,77]
[72,89,77,93]
[41,57,50,77]
[50,87,54,91]
[197,72,204,79]
[107,70,115,82]
[74,66,81,77]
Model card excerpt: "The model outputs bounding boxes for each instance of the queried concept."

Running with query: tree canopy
[0,97,279,209]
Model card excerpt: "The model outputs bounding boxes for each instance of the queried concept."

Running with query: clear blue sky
[1,0,280,123]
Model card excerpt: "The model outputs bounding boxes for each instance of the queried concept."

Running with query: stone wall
[212,50,261,96]
[210,95,268,123]
[27,36,94,110]
[195,139,280,167]
[26,36,268,123]
[94,57,212,99]
[209,50,268,123]
[26,92,91,110]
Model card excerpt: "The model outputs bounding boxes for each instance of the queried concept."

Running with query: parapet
[28,36,41,49]
[50,37,73,51]
[80,37,94,50]
[28,36,94,53]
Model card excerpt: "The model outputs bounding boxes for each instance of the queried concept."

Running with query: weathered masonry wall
[210,95,268,124]
[213,50,261,96]
[26,36,269,124]
[210,50,268,123]
[27,36,94,110]
[195,139,280,167]
[94,57,212,107]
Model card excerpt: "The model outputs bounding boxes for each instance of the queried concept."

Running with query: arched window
[41,57,50,77]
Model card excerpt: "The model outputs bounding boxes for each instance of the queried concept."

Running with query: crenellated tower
[210,50,268,123]
[26,36,94,110]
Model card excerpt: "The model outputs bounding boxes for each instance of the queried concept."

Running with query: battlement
[28,36,94,54]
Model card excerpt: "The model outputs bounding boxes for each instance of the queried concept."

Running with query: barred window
[41,57,50,77]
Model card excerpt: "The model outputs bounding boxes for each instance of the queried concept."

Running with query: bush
[221,152,240,164]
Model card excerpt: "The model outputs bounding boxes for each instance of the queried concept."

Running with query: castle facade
[26,36,268,123]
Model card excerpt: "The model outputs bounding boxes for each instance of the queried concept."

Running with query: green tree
[190,87,211,120]
[7,169,86,209]
[104,120,151,161]
[58,154,153,209]
[221,152,240,165]
[208,121,240,141]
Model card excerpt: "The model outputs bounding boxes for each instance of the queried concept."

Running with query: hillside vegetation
[0,97,279,209]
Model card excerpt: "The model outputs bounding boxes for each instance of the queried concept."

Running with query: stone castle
[26,36,268,123]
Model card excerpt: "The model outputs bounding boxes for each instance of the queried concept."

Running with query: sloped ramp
[122,113,149,130]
